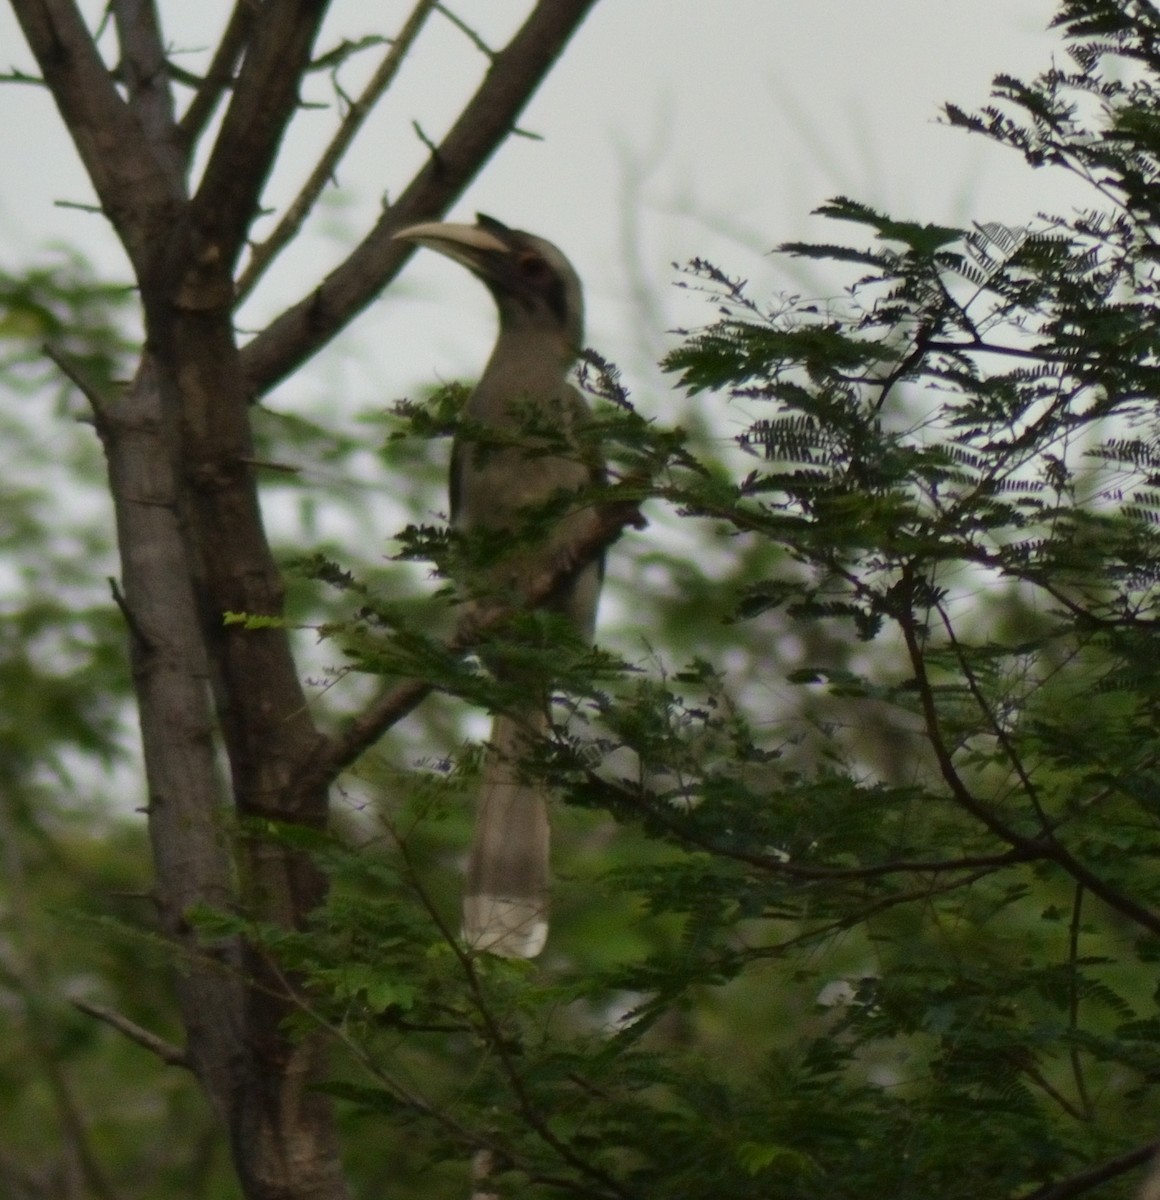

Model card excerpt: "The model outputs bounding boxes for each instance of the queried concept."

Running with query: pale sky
[1,0,1075,404]
[0,0,1090,794]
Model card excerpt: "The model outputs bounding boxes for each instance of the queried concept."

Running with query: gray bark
[8,0,601,1194]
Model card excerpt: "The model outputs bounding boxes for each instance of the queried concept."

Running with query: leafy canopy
[288,3,1160,1197]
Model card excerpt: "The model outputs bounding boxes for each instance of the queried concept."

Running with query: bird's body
[395,215,601,957]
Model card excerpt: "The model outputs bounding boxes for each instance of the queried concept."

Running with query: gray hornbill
[394,214,603,958]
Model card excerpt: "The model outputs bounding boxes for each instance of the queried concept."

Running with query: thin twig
[435,4,495,57]
[896,577,1160,937]
[0,68,45,85]
[397,841,634,1200]
[934,601,1054,833]
[1068,883,1093,1120]
[741,863,1014,962]
[72,998,190,1068]
[589,773,1039,881]
[53,200,105,215]
[234,0,439,302]
[1019,1059,1088,1123]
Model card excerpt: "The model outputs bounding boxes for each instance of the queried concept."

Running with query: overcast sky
[0,0,1094,787]
[0,0,1078,404]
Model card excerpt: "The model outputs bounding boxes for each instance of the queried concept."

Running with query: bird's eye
[516,253,550,281]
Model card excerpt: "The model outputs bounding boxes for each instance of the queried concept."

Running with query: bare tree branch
[110,0,183,186]
[0,66,45,84]
[42,342,115,419]
[235,0,440,302]
[9,0,180,262]
[176,1,256,152]
[240,0,600,399]
[191,0,333,266]
[71,999,191,1068]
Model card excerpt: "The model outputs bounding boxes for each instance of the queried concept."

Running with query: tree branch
[1067,883,1093,1120]
[72,998,191,1068]
[176,1,257,152]
[436,4,496,58]
[191,0,332,267]
[9,0,180,263]
[235,0,440,303]
[395,838,634,1200]
[110,0,183,187]
[290,496,643,804]
[42,341,116,421]
[1022,1141,1159,1200]
[587,772,1039,881]
[896,579,1160,937]
[240,0,600,399]
[933,600,1054,832]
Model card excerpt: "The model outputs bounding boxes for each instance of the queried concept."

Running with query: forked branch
[177,2,258,152]
[240,0,600,398]
[191,0,331,266]
[235,0,440,302]
[897,580,1160,937]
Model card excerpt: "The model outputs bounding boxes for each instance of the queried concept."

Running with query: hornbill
[394,214,603,958]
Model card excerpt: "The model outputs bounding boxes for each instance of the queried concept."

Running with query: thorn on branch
[0,68,46,86]
[53,200,105,216]
[72,998,191,1068]
[412,119,440,160]
[158,61,207,89]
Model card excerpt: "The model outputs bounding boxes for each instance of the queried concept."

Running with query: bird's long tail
[463,710,550,958]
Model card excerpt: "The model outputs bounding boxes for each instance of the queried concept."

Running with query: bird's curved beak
[393,220,511,273]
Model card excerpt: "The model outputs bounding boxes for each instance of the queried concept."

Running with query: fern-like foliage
[255,4,1160,1198]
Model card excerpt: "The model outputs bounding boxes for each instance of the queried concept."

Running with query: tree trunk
[8,0,601,1193]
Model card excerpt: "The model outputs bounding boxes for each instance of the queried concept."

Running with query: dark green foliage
[267,4,1160,1196]
[13,4,1160,1198]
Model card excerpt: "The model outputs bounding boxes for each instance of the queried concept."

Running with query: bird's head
[394,214,584,357]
